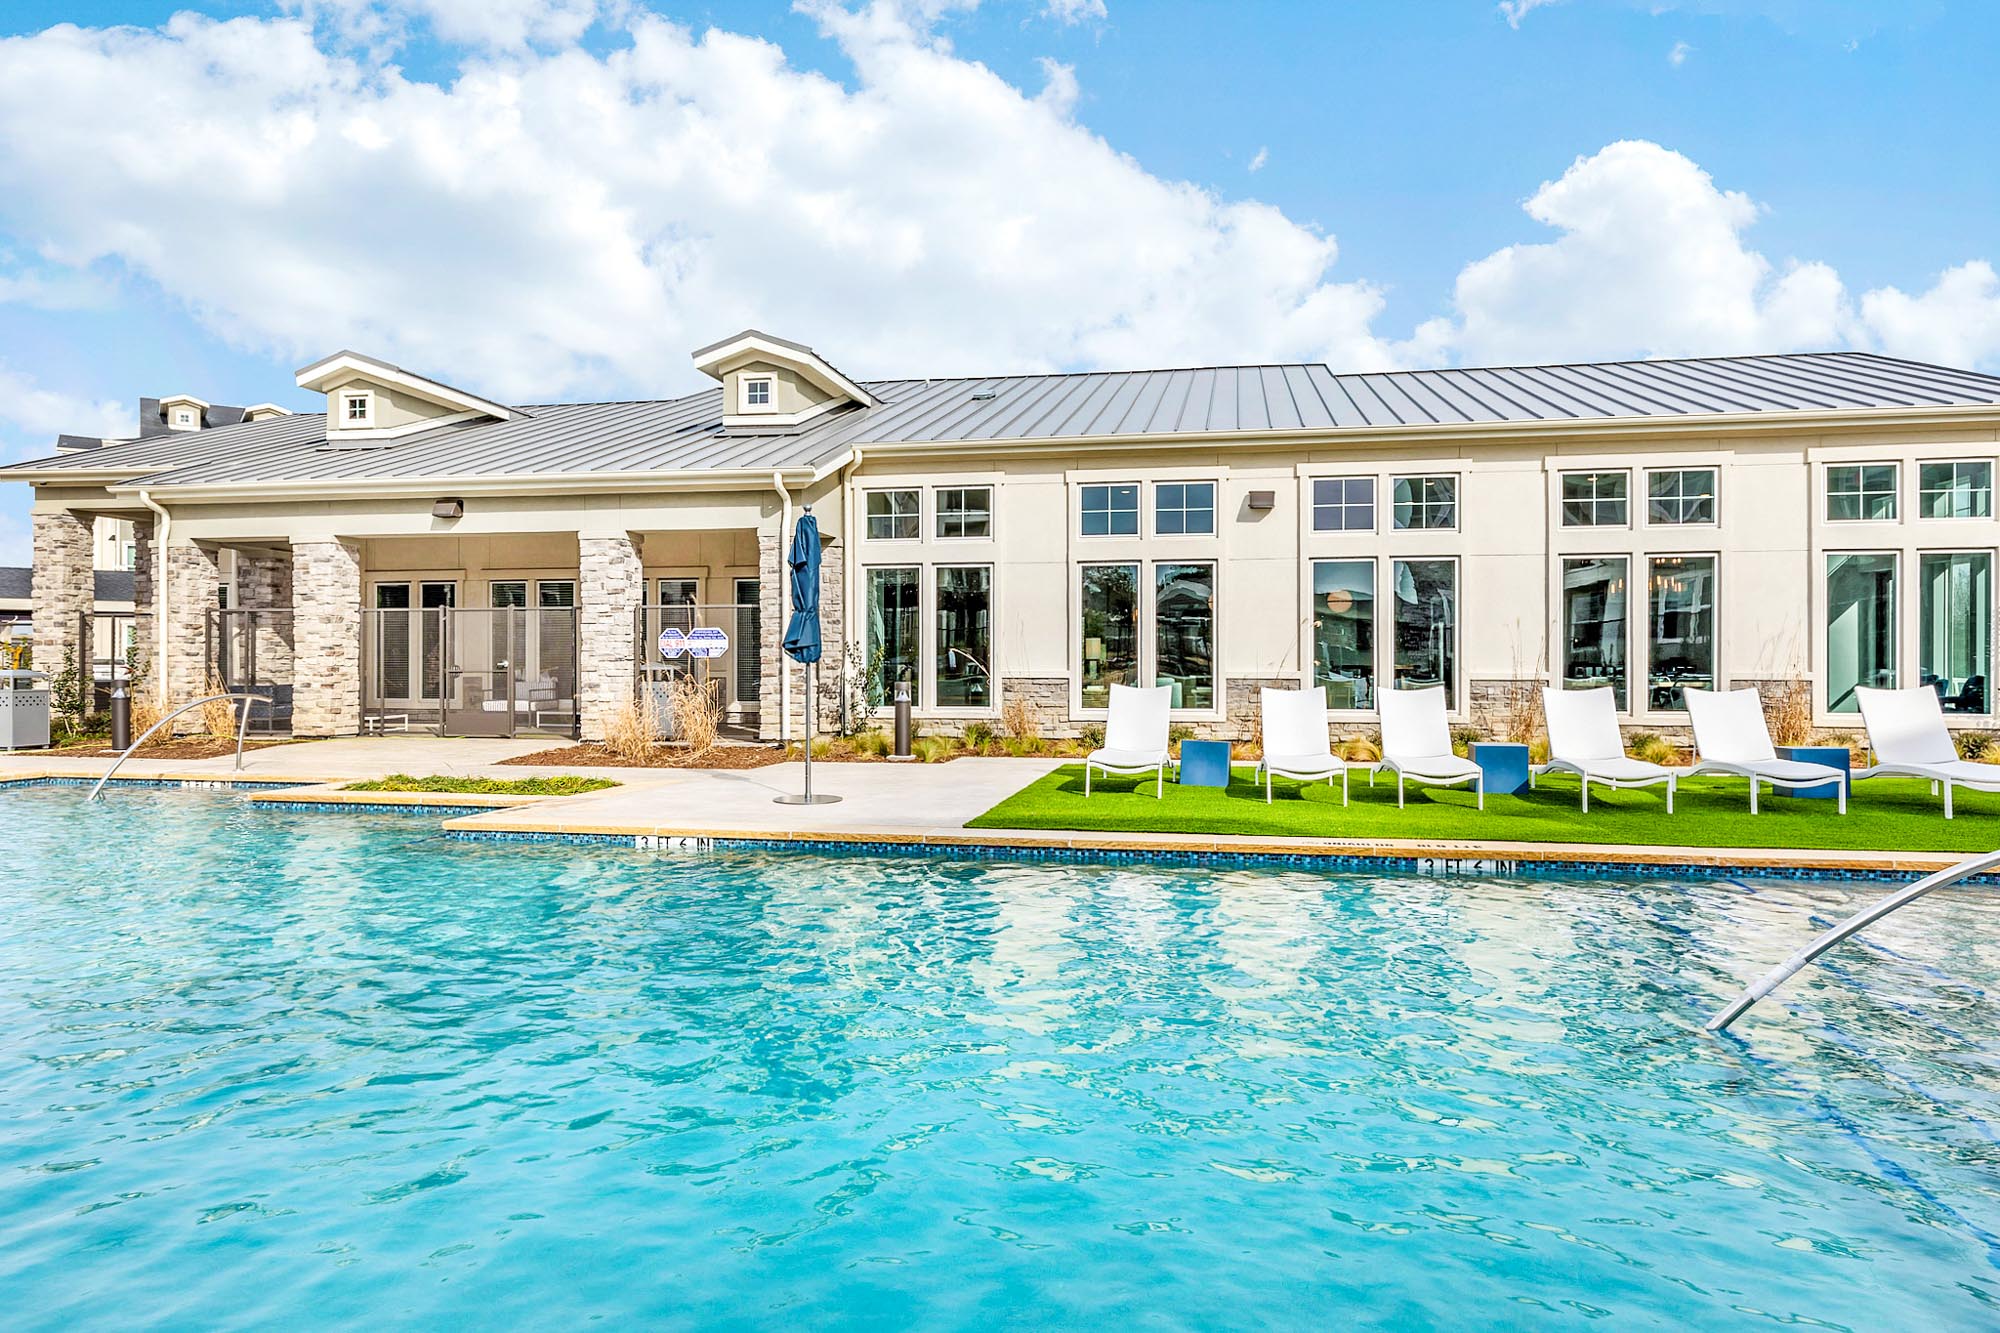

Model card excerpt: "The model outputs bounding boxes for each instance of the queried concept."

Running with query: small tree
[49,648,85,735]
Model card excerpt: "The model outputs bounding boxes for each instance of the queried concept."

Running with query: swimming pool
[4,789,1999,1328]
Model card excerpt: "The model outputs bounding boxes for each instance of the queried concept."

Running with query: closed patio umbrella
[776,510,840,805]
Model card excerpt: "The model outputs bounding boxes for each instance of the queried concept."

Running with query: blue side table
[1470,742,1530,796]
[1178,739,1232,788]
[1775,745,1851,800]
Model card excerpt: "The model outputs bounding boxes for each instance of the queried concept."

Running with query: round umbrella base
[773,793,843,805]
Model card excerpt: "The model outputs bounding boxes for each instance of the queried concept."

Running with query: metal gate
[363,606,579,738]
[635,602,761,738]
[207,608,294,734]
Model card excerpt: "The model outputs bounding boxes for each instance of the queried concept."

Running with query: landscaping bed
[69,737,292,760]
[344,774,620,795]
[501,743,784,770]
[970,765,2000,853]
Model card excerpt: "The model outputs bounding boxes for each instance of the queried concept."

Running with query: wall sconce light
[432,499,464,519]
[1246,490,1276,511]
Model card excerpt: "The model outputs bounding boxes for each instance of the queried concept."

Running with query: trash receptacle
[0,669,51,751]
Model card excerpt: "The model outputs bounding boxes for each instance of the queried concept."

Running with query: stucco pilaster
[291,540,362,737]
[578,533,642,741]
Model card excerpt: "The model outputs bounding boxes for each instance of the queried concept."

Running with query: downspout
[137,489,170,701]
[772,471,791,746]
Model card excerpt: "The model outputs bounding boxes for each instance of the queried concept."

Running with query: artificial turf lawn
[966,765,2000,853]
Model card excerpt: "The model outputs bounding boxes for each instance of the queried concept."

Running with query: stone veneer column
[291,540,362,738]
[30,509,94,683]
[578,534,642,741]
[162,544,222,731]
[757,532,783,742]
[234,548,296,681]
[129,518,156,691]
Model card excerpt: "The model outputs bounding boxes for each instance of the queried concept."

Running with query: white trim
[240,403,293,421]
[340,389,375,428]
[739,374,775,414]
[692,331,878,408]
[296,350,515,422]
[321,408,485,443]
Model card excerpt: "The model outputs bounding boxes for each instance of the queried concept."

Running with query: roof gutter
[137,490,169,701]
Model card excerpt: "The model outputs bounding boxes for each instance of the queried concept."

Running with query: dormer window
[343,391,373,426]
[742,376,773,411]
[174,410,193,427]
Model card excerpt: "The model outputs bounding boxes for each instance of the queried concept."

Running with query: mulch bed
[68,738,292,760]
[501,743,786,770]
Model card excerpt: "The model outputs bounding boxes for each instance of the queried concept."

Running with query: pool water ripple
[3,790,2000,1328]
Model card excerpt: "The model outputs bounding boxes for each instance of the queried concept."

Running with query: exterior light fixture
[1247,490,1276,510]
[432,499,464,519]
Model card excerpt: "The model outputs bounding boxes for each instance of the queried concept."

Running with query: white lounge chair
[1084,684,1173,798]
[1536,686,1677,813]
[1375,686,1483,809]
[1855,685,2000,818]
[1255,687,1349,804]
[1685,686,1846,813]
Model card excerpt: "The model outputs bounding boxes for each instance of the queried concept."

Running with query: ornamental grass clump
[200,675,239,740]
[604,687,660,763]
[667,672,722,758]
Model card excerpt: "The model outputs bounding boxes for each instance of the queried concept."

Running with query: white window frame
[934,485,994,541]
[1915,547,1994,718]
[740,375,774,411]
[1917,459,1994,521]
[1079,482,1142,539]
[864,488,922,542]
[1559,469,1631,529]
[1825,461,1900,523]
[931,562,997,715]
[341,390,375,427]
[1387,555,1462,711]
[1556,553,1633,711]
[1389,474,1459,532]
[1072,559,1222,719]
[1645,467,1719,527]
[1310,476,1376,534]
[1641,551,1722,717]
[1308,556,1378,715]
[1152,480,1217,537]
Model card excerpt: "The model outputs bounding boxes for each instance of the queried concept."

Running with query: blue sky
[0,0,1995,560]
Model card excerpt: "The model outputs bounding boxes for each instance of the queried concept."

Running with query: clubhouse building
[10,331,2000,743]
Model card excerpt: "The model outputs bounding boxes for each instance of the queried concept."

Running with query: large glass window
[1391,559,1456,702]
[1646,556,1715,711]
[1311,560,1374,709]
[1154,482,1215,536]
[1827,464,1898,521]
[936,487,992,539]
[1561,557,1629,709]
[866,568,920,705]
[1918,462,1992,520]
[1079,564,1139,711]
[1647,468,1716,525]
[1081,483,1140,536]
[1154,563,1215,710]
[1920,553,1990,714]
[866,490,919,541]
[1311,477,1374,532]
[1561,471,1628,527]
[733,577,761,704]
[1827,553,1897,713]
[934,566,991,708]
[1392,476,1456,530]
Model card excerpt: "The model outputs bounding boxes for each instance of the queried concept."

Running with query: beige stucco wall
[322,375,467,434]
[718,357,836,419]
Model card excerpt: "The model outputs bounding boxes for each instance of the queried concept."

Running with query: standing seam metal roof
[7,351,2000,491]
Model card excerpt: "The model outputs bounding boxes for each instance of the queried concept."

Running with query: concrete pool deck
[0,735,1981,878]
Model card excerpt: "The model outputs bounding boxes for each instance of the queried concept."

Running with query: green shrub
[854,729,891,757]
[911,736,951,763]
[1955,731,1993,760]
[1078,724,1105,750]
[1628,732,1678,765]
[1450,725,1482,758]
[344,774,619,795]
[963,721,996,749]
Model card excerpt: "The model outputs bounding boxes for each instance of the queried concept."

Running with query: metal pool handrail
[1706,846,2000,1032]
[86,692,272,802]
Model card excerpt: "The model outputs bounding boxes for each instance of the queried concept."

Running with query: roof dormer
[692,330,876,431]
[241,403,293,423]
[159,394,210,432]
[296,350,516,444]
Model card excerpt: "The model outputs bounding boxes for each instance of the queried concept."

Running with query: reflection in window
[1827,464,1898,521]
[1561,471,1628,527]
[1648,468,1717,525]
[1079,564,1138,711]
[1392,559,1456,704]
[1918,462,1992,519]
[1827,553,1897,713]
[866,568,920,706]
[1080,483,1140,536]
[1312,477,1374,532]
[936,487,992,538]
[1392,476,1456,530]
[934,567,991,708]
[1312,560,1374,709]
[866,490,920,540]
[1155,563,1215,710]
[1561,557,1629,709]
[1154,482,1215,535]
[1647,556,1715,711]
[1921,553,1988,715]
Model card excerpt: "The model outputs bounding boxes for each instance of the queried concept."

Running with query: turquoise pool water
[4,789,2000,1328]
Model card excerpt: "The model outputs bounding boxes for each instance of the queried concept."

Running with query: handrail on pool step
[86,692,272,803]
[1706,846,2000,1032]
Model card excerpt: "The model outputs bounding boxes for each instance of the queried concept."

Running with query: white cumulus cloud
[1859,261,2000,371]
[1498,0,1563,29]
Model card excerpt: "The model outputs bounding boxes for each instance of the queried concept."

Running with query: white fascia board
[158,394,212,410]
[240,403,293,419]
[295,351,516,422]
[719,398,846,431]
[692,333,877,408]
[316,409,485,442]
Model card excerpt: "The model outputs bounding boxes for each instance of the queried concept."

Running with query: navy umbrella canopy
[782,512,823,665]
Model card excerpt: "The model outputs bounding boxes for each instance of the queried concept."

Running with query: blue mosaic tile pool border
[0,776,307,792]
[441,826,1970,886]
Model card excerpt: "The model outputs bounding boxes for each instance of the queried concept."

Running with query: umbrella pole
[804,661,814,801]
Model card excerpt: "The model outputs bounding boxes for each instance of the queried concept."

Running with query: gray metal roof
[8,351,2000,492]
